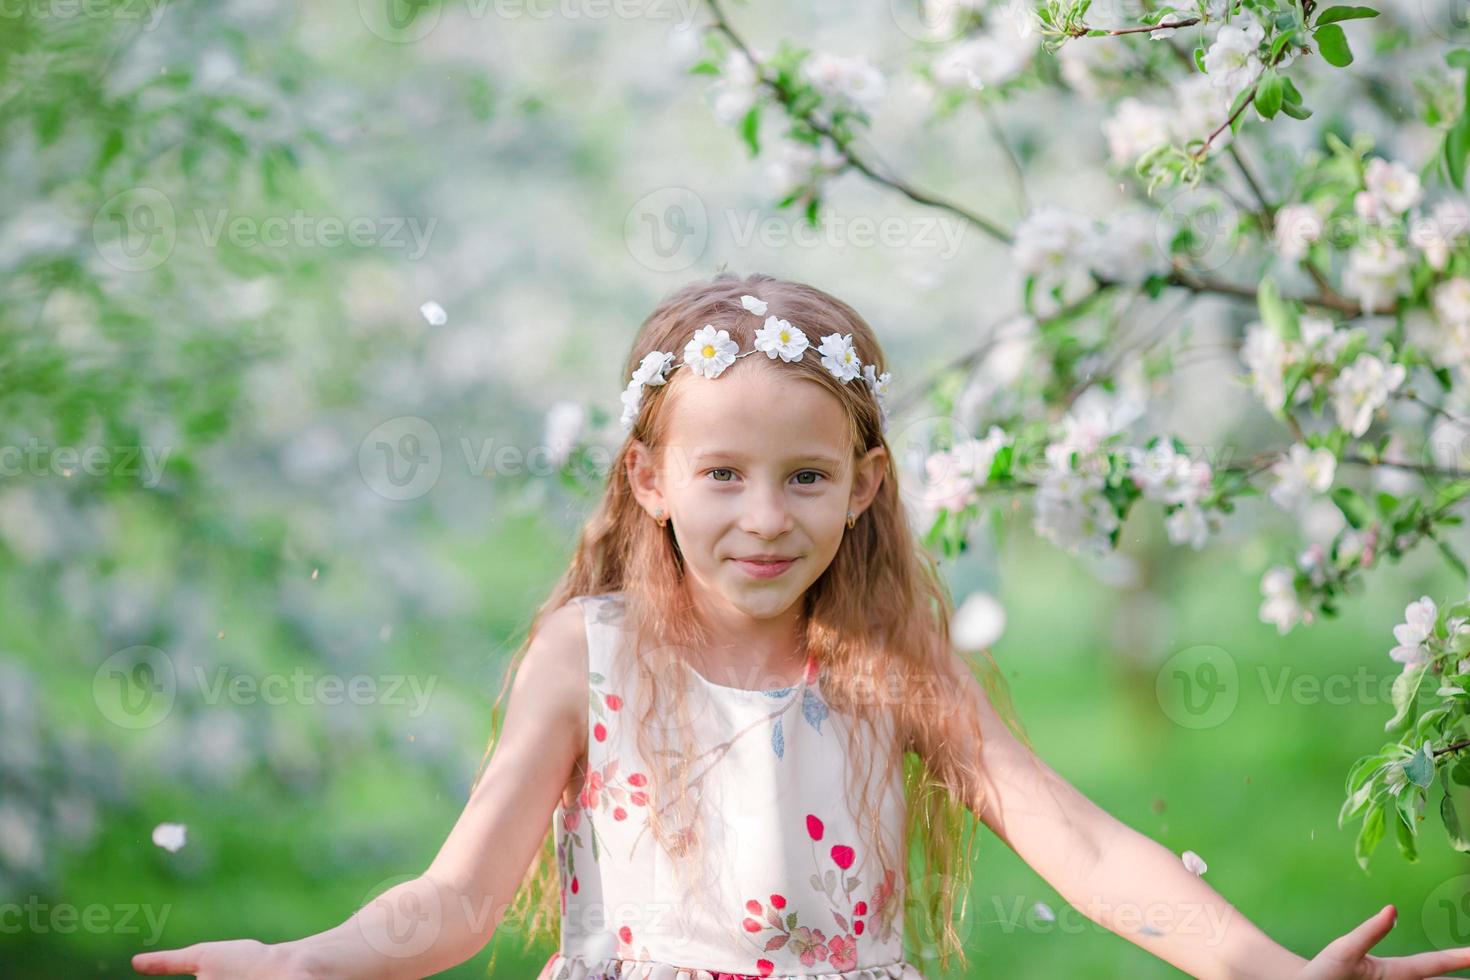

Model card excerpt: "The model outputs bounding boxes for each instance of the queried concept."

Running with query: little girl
[135,273,1470,980]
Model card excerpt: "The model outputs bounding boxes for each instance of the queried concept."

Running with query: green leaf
[1406,743,1436,788]
[1281,101,1314,120]
[1315,5,1380,26]
[1448,49,1470,71]
[739,105,761,156]
[1332,486,1372,530]
[1355,802,1385,871]
[1257,276,1301,340]
[1315,23,1354,67]
[1440,776,1470,851]
[1395,805,1419,862]
[1255,70,1284,119]
[1387,665,1427,731]
[1446,117,1470,193]
[1434,533,1469,579]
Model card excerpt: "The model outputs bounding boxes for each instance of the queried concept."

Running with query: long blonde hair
[478,271,1029,977]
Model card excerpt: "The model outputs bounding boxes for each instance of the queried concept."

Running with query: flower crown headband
[619,293,893,433]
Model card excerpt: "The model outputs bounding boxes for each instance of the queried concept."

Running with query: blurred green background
[5,0,1470,976]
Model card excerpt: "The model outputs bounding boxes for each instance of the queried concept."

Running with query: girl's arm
[133,601,590,980]
[939,650,1308,979]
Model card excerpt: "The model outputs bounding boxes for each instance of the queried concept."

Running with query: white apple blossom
[1089,208,1171,284]
[1298,542,1329,587]
[952,590,1007,650]
[1343,238,1410,314]
[1330,352,1407,437]
[1267,443,1337,512]
[801,52,886,115]
[1409,198,1470,270]
[1363,158,1424,216]
[1170,73,1234,150]
[1434,277,1470,329]
[1240,323,1289,411]
[1389,595,1437,667]
[1202,14,1264,96]
[1259,565,1304,634]
[709,49,762,124]
[923,426,1011,513]
[1033,455,1119,557]
[932,35,1031,90]
[1353,190,1382,224]
[543,400,585,467]
[1166,503,1211,549]
[1297,314,1354,362]
[1273,204,1323,262]
[1012,206,1101,286]
[1102,98,1172,166]
[763,138,845,198]
[1132,441,1212,506]
[1051,384,1148,460]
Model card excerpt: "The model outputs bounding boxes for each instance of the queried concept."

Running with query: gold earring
[846,510,856,529]
[653,507,668,528]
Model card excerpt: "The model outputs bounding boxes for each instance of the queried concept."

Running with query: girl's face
[627,360,886,623]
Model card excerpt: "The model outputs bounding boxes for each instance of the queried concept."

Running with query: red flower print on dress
[729,810,900,974]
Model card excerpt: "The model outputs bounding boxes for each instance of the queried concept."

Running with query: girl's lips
[732,557,797,579]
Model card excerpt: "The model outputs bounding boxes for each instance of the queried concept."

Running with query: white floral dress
[537,592,922,980]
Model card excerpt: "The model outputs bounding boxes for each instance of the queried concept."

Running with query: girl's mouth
[732,557,797,579]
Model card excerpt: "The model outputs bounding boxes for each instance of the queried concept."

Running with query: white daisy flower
[619,379,646,430]
[754,316,810,362]
[818,332,862,382]
[740,294,768,316]
[632,350,674,386]
[863,363,892,399]
[683,324,740,378]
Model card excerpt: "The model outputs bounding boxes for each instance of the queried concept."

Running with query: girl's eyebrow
[692,449,842,467]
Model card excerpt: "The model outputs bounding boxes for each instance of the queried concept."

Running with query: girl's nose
[741,485,794,537]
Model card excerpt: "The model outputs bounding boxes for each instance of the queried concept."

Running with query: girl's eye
[704,469,826,485]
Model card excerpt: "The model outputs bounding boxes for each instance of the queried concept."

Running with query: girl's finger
[1328,905,1397,963]
[1390,945,1470,978]
[131,945,201,976]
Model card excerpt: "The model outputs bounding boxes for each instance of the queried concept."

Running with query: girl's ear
[849,445,887,517]
[625,439,666,515]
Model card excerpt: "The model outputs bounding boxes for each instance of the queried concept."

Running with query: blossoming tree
[657,0,1470,869]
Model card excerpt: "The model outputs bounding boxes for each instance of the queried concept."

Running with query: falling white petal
[153,822,188,853]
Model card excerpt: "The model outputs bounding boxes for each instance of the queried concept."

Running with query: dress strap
[572,593,629,765]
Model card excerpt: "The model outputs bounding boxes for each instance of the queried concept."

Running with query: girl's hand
[1296,905,1470,979]
[131,939,310,978]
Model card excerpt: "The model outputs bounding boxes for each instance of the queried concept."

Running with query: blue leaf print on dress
[771,717,785,759]
[801,687,828,733]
